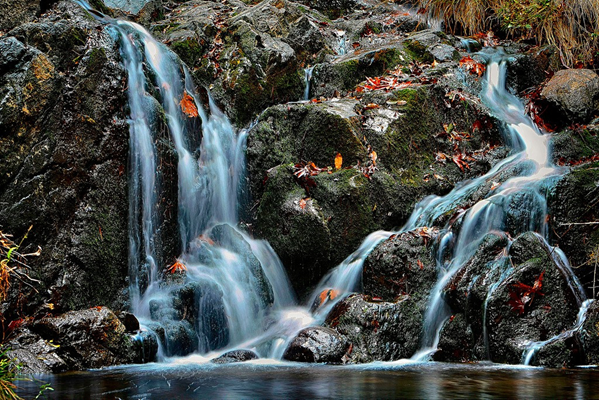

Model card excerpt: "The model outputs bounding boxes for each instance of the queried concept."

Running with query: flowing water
[74,1,590,368]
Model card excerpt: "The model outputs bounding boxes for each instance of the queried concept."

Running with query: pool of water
[16,361,599,399]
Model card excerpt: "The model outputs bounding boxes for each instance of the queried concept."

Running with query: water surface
[17,362,599,399]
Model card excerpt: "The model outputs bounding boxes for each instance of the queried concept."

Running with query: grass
[417,0,599,66]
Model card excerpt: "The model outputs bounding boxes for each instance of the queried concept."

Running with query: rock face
[0,1,180,328]
[283,326,349,363]
[7,307,148,373]
[247,76,502,297]
[541,69,599,123]
[438,232,584,366]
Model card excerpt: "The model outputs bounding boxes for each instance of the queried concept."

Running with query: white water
[303,66,315,101]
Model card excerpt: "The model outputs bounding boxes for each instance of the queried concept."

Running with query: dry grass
[417,0,599,66]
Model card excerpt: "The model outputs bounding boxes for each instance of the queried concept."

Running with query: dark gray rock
[325,294,422,363]
[439,232,585,366]
[541,69,599,123]
[212,349,259,364]
[283,326,349,363]
[8,307,145,373]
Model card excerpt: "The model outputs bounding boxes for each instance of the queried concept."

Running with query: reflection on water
[16,362,598,399]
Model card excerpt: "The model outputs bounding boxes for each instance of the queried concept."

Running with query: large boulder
[438,232,585,366]
[324,294,422,363]
[247,75,502,296]
[283,326,349,363]
[7,307,147,373]
[541,69,599,124]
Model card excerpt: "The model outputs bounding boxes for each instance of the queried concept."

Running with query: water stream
[75,1,589,366]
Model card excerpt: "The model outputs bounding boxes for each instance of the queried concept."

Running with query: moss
[170,39,203,68]
[86,47,107,73]
[378,88,435,184]
[404,39,434,63]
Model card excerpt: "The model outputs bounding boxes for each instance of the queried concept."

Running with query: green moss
[404,39,434,63]
[86,47,107,73]
[170,39,203,68]
[378,88,435,184]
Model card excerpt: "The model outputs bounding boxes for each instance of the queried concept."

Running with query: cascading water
[76,0,589,365]
[305,49,589,363]
[303,66,315,101]
[76,1,297,359]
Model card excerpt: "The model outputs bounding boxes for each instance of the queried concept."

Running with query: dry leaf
[335,152,343,170]
[180,91,199,118]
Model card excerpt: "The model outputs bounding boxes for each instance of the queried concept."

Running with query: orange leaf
[299,198,307,209]
[364,103,380,110]
[335,153,343,170]
[167,260,187,274]
[370,150,377,166]
[180,91,199,118]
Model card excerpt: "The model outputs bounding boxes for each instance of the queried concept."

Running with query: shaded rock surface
[283,326,349,363]
[438,232,584,366]
[7,307,149,373]
[212,349,259,364]
[541,69,599,124]
[0,1,180,325]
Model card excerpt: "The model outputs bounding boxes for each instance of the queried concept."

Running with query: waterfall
[76,0,589,365]
[303,66,315,101]
[307,49,588,362]
[76,1,296,358]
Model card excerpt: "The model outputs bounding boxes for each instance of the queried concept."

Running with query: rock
[248,79,502,296]
[0,1,180,320]
[0,0,59,31]
[429,43,459,62]
[325,294,422,362]
[8,307,144,373]
[116,311,140,333]
[541,69,599,123]
[283,326,349,363]
[548,141,599,299]
[103,0,154,15]
[581,300,599,365]
[439,232,585,366]
[362,230,438,303]
[294,0,357,20]
[212,349,259,364]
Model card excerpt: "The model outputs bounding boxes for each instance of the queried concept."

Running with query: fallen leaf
[335,153,343,170]
[299,198,307,209]
[180,91,199,118]
[167,260,187,274]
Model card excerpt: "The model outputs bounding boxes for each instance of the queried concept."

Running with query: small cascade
[76,1,296,359]
[303,48,588,363]
[523,299,594,365]
[303,66,315,101]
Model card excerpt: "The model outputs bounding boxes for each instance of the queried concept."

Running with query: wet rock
[104,0,155,15]
[363,230,438,303]
[541,69,599,124]
[116,311,141,333]
[0,1,180,319]
[325,294,422,362]
[0,0,59,31]
[294,0,357,20]
[8,307,144,373]
[283,326,349,363]
[581,300,599,365]
[429,43,459,62]
[212,349,259,364]
[548,144,599,299]
[439,232,585,366]
[248,79,501,295]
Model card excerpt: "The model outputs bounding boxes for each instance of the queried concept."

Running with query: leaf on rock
[180,91,199,118]
[335,153,343,170]
[167,260,187,274]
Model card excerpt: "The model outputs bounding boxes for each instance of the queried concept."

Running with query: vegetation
[417,0,599,66]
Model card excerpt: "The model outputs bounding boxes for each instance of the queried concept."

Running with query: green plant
[0,346,19,400]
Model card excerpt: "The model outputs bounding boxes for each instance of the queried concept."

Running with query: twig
[558,221,599,227]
